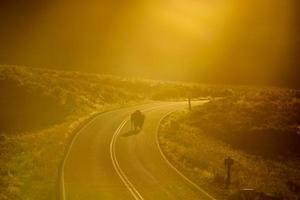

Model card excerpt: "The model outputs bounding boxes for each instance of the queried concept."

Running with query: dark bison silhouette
[131,110,145,131]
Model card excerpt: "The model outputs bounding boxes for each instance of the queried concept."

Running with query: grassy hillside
[187,89,300,158]
[159,88,300,199]
[0,65,231,199]
[0,65,231,133]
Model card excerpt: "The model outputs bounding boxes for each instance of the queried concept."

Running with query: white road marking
[60,103,172,200]
[109,105,171,200]
[61,101,214,200]
[110,118,145,200]
[155,110,216,200]
[60,113,101,200]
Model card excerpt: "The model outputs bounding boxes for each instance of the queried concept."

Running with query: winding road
[62,101,215,200]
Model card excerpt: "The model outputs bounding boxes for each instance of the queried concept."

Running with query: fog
[0,0,299,87]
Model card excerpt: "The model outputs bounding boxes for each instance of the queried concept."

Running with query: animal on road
[131,110,145,131]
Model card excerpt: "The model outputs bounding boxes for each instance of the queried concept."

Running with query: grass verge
[158,90,300,199]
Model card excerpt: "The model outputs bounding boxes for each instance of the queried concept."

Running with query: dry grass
[159,88,300,200]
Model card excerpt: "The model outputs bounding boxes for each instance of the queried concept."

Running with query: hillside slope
[159,88,300,199]
[0,65,230,133]
[0,65,231,200]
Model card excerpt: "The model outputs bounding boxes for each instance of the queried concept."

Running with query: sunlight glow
[0,0,298,85]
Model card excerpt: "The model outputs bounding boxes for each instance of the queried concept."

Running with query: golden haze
[0,0,299,86]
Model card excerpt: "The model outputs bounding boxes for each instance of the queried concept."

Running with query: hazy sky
[0,0,299,87]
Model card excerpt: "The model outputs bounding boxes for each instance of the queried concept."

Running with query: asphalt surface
[63,101,214,200]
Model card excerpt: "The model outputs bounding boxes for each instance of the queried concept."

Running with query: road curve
[63,101,214,200]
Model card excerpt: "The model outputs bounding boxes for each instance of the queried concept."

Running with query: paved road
[63,101,214,200]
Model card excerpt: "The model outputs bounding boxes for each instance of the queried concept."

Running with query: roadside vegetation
[159,88,300,199]
[0,65,231,199]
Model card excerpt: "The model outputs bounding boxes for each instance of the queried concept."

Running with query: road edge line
[59,111,106,200]
[155,111,217,200]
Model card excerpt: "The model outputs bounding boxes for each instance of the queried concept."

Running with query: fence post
[224,157,234,189]
[188,98,192,111]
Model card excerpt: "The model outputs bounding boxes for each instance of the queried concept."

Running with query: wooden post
[188,98,192,111]
[224,157,234,189]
